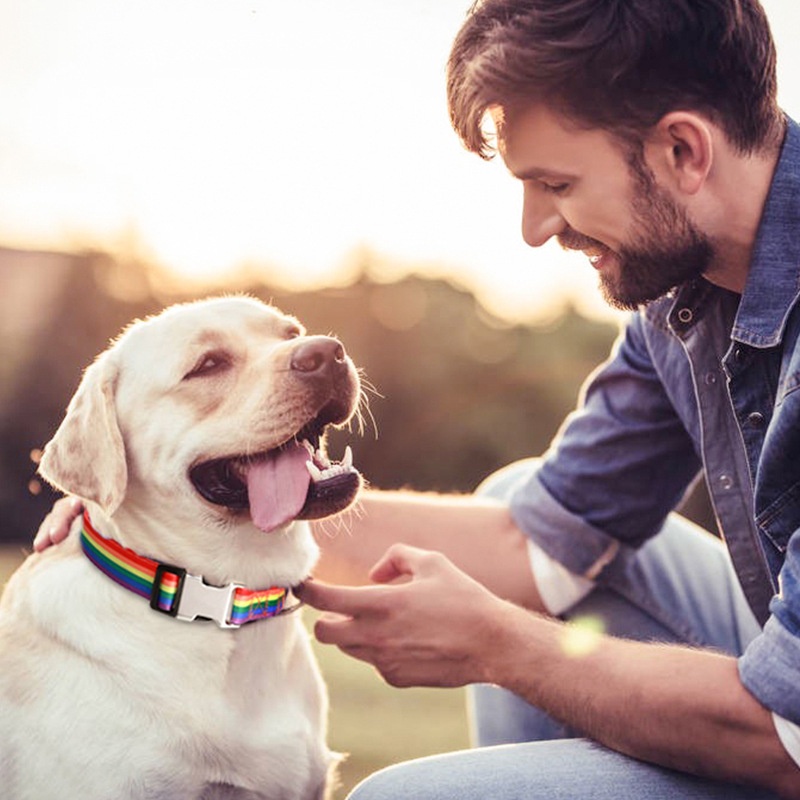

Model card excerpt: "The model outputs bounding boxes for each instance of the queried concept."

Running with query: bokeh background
[2,0,799,796]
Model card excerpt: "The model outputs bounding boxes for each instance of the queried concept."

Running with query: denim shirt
[509,116,800,724]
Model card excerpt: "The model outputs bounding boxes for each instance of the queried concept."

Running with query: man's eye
[184,352,230,379]
[541,181,569,195]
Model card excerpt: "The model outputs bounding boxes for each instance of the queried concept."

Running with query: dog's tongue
[246,442,311,532]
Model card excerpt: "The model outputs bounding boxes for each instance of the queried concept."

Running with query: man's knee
[346,740,766,800]
[347,758,446,800]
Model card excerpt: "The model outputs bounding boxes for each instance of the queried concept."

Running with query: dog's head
[38,297,363,541]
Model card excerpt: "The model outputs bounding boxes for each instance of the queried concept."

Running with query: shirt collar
[732,115,800,348]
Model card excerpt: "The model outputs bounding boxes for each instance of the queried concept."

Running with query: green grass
[0,546,469,798]
[311,612,470,796]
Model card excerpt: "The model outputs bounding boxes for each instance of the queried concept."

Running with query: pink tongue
[246,443,312,532]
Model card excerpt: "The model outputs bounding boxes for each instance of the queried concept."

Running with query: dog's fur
[0,297,363,800]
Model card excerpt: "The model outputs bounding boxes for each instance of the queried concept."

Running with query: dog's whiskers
[351,376,380,440]
[314,501,363,539]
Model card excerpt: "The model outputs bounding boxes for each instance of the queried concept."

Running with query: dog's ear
[38,351,127,515]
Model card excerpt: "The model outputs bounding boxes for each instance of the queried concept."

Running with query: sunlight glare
[560,615,606,659]
[1,0,798,323]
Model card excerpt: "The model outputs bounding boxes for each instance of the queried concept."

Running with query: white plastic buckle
[174,573,243,629]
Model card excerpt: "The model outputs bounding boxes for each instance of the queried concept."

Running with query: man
[37,0,800,797]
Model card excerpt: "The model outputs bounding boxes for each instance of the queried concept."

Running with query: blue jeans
[347,461,779,799]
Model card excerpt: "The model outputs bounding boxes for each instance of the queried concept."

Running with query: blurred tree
[0,249,161,544]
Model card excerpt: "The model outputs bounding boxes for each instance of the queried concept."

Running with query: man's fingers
[368,545,412,584]
[296,579,386,616]
[369,543,448,584]
[33,497,83,552]
[313,613,363,648]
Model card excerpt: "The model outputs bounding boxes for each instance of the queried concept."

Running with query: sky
[2,0,800,323]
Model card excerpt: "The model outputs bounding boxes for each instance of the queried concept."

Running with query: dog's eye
[184,352,230,380]
[285,326,302,340]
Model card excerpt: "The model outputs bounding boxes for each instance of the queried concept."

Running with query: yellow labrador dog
[0,296,363,800]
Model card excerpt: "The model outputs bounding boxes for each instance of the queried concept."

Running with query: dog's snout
[290,336,347,375]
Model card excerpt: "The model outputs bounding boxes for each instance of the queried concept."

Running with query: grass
[311,612,470,796]
[0,546,469,798]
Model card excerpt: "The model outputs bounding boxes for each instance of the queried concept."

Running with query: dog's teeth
[302,440,315,456]
[316,449,331,468]
[305,460,324,482]
[306,453,355,484]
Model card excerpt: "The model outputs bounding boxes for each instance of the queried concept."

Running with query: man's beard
[559,154,714,311]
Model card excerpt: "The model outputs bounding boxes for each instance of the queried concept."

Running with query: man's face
[497,104,714,310]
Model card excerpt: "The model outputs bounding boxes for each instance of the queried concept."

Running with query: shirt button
[704,371,717,385]
[718,474,734,490]
[746,411,765,428]
[677,308,693,324]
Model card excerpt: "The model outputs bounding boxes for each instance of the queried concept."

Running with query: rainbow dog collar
[80,511,301,628]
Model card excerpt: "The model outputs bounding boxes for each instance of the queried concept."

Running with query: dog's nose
[290,336,347,375]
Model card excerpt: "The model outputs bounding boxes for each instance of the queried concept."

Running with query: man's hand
[32,496,83,551]
[297,543,512,688]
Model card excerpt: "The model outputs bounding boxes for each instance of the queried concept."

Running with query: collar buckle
[151,565,243,629]
[178,574,244,629]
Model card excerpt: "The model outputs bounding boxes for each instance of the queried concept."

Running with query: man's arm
[491,601,800,798]
[311,488,547,612]
[32,487,547,613]
[299,544,800,799]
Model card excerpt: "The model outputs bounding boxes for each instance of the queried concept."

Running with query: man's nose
[521,186,565,248]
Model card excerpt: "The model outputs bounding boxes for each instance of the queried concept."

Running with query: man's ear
[645,111,714,195]
[38,351,127,515]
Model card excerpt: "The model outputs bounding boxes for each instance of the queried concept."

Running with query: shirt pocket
[758,378,800,553]
[757,480,800,554]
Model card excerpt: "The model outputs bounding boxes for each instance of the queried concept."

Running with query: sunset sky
[2,0,799,322]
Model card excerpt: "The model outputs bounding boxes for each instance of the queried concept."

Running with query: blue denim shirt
[509,116,800,725]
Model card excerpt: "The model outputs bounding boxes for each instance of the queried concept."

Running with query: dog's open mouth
[189,416,360,533]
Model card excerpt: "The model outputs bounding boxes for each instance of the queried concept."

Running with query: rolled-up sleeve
[739,529,800,725]
[511,471,622,579]
[509,312,701,579]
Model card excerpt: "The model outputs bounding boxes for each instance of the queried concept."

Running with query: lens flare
[560,614,606,658]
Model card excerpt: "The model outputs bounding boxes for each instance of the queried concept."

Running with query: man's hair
[447,0,784,158]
